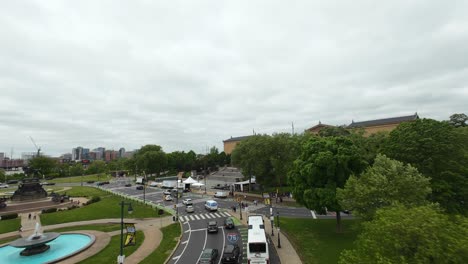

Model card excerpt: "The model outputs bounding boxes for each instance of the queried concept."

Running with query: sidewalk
[228,209,302,264]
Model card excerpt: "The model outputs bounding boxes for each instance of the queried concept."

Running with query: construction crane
[29,136,41,157]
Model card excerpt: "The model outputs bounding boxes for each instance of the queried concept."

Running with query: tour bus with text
[247,215,270,264]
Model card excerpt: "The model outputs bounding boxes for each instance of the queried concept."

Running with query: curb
[164,221,183,264]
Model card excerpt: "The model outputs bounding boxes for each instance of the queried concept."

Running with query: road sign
[227,233,239,244]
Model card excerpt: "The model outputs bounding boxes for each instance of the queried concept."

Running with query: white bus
[247,215,269,264]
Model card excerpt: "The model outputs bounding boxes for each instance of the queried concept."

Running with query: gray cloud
[1,0,467,156]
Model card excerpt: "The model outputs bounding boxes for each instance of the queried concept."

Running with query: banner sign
[125,223,136,247]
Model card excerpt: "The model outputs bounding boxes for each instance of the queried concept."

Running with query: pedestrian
[28,213,31,220]
[33,214,36,220]
[19,226,23,232]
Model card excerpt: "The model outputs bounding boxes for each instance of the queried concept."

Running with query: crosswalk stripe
[189,215,195,221]
[194,215,200,220]
[179,216,187,222]
[199,214,206,219]
[205,214,212,219]
[213,213,221,217]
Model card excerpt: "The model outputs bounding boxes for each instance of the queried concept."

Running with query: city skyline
[1,1,467,156]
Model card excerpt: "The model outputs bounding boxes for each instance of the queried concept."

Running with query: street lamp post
[277,211,281,248]
[239,200,243,220]
[118,201,133,264]
[270,206,274,236]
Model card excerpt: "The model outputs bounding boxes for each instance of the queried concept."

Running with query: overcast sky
[1,1,467,157]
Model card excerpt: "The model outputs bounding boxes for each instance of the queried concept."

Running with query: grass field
[281,218,360,264]
[49,174,111,184]
[78,230,144,264]
[0,218,21,234]
[140,223,181,264]
[41,187,164,225]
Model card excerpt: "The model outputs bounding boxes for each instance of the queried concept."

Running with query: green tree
[449,113,467,127]
[289,136,367,231]
[137,150,167,176]
[69,163,84,176]
[319,126,351,137]
[338,154,431,220]
[87,160,107,174]
[339,204,468,264]
[28,156,57,176]
[382,118,468,215]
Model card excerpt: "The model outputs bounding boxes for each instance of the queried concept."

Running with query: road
[98,180,282,264]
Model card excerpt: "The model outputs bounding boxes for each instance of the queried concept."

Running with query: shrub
[84,196,101,205]
[42,208,58,214]
[0,213,18,220]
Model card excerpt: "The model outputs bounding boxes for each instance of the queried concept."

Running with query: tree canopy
[288,136,367,231]
[339,204,468,264]
[337,154,431,220]
[449,113,467,127]
[28,156,57,176]
[382,118,468,215]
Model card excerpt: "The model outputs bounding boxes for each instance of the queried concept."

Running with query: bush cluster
[0,213,18,220]
[41,208,58,214]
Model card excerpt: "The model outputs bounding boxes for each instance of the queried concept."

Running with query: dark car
[125,183,132,187]
[199,248,218,264]
[221,244,240,264]
[6,180,18,184]
[207,221,218,233]
[224,217,234,229]
[136,185,144,190]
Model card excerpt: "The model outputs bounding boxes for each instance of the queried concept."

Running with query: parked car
[207,221,218,233]
[221,244,240,264]
[185,205,195,213]
[224,217,234,229]
[199,248,218,264]
[86,181,95,184]
[183,198,193,205]
[0,184,9,189]
[6,180,18,184]
[124,183,132,187]
[214,192,227,198]
[136,186,144,190]
[163,190,172,195]
[41,182,55,186]
[164,195,173,201]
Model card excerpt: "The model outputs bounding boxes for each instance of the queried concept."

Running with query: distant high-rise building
[119,148,126,158]
[82,148,90,160]
[93,147,105,160]
[72,147,83,160]
[104,150,118,162]
[0,152,4,160]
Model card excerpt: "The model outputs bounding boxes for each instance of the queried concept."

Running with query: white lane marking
[190,228,208,232]
[172,255,180,260]
[181,240,188,244]
[174,221,192,264]
[221,212,230,217]
[194,215,200,220]
[205,214,212,219]
[196,227,208,264]
[311,210,317,219]
[218,224,226,264]
[213,213,222,218]
[179,216,187,222]
[199,214,206,219]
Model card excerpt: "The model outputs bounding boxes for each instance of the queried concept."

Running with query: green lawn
[47,224,121,233]
[281,218,359,264]
[41,187,163,225]
[78,230,144,264]
[0,218,21,234]
[140,223,181,264]
[50,174,111,184]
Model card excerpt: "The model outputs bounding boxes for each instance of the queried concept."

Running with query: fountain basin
[0,233,95,264]
[9,232,60,256]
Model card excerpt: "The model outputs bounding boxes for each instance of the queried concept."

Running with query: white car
[185,205,194,213]
[214,192,227,198]
[183,199,193,205]
[164,195,173,201]
[163,190,172,195]
[0,184,9,188]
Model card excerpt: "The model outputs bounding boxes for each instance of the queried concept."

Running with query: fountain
[9,223,60,256]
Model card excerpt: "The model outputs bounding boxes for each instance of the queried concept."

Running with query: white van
[204,200,218,211]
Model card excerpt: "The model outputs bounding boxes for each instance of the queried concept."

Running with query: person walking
[28,213,31,220]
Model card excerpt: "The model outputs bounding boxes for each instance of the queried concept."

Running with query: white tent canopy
[183,177,198,184]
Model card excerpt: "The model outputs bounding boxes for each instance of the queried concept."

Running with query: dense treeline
[3,145,230,180]
[232,113,468,262]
